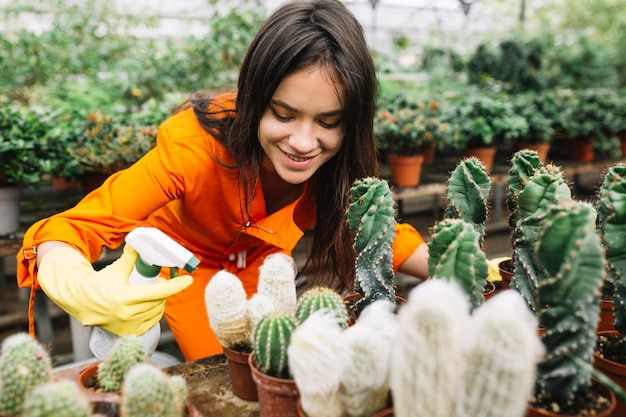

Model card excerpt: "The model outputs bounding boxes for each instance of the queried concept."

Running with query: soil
[528,383,613,416]
[596,333,626,364]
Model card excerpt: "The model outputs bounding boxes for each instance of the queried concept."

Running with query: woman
[17,0,428,361]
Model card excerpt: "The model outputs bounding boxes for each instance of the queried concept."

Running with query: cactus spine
[120,363,187,417]
[97,335,146,392]
[204,270,251,350]
[534,200,604,407]
[295,286,349,329]
[346,177,397,315]
[257,253,298,314]
[22,380,91,417]
[253,310,298,378]
[427,217,488,310]
[0,333,53,416]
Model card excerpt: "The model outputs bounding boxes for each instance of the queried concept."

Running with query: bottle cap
[135,256,161,278]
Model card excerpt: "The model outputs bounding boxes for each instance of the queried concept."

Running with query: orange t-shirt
[17,93,424,360]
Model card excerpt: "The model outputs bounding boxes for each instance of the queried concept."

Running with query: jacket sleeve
[391,222,426,272]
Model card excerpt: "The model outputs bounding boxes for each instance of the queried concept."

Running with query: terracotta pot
[498,258,514,290]
[568,138,595,163]
[419,143,437,165]
[371,407,394,417]
[526,378,616,417]
[462,146,496,174]
[483,280,496,300]
[387,154,425,187]
[77,361,121,416]
[597,299,615,333]
[594,330,626,417]
[223,346,258,401]
[620,134,626,157]
[518,142,551,163]
[248,354,299,417]
[343,293,407,325]
[51,176,81,191]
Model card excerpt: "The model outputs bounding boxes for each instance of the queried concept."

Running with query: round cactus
[120,363,186,417]
[22,380,91,417]
[0,333,53,416]
[253,311,298,379]
[295,286,348,329]
[97,335,146,392]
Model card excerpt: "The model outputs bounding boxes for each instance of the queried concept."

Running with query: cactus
[390,279,470,417]
[533,200,605,407]
[460,290,543,417]
[346,177,397,315]
[97,335,147,392]
[506,149,544,229]
[253,310,298,378]
[596,163,626,346]
[427,217,488,310]
[22,380,91,417]
[204,270,251,350]
[444,156,492,243]
[295,286,349,329]
[120,363,187,417]
[288,311,348,417]
[245,293,276,344]
[257,253,298,314]
[0,333,53,416]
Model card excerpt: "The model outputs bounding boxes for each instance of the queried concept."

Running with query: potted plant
[511,92,555,162]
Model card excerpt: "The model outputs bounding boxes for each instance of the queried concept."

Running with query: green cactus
[97,335,147,392]
[444,156,492,242]
[346,177,397,315]
[511,164,572,313]
[0,333,53,416]
[534,200,605,408]
[22,380,91,417]
[253,310,298,379]
[120,363,186,417]
[427,218,488,310]
[596,163,626,345]
[506,149,544,229]
[295,286,349,329]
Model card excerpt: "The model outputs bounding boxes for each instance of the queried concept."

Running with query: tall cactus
[22,380,91,417]
[444,156,492,243]
[346,177,397,315]
[253,310,298,379]
[97,335,146,392]
[427,218,488,310]
[0,333,53,416]
[534,200,605,407]
[295,286,349,329]
[257,253,298,314]
[506,149,544,229]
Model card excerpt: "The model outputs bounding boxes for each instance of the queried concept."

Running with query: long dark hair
[191,0,378,291]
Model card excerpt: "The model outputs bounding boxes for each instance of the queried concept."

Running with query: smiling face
[258,66,345,185]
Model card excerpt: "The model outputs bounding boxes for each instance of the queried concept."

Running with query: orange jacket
[17,93,424,360]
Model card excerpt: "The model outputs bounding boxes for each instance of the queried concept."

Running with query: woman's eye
[272,110,291,122]
[320,119,342,129]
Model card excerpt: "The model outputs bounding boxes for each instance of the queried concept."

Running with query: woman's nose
[288,122,317,152]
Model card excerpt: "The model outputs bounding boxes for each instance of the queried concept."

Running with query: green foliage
[295,286,348,329]
[22,380,91,417]
[97,335,146,392]
[511,93,555,144]
[253,311,298,379]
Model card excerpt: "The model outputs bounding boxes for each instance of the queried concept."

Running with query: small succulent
[253,310,298,379]
[97,335,147,392]
[295,286,349,329]
[22,380,91,417]
[506,149,544,229]
[257,253,298,314]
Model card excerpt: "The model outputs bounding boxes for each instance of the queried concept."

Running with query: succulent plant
[427,217,489,310]
[120,363,187,417]
[295,286,349,329]
[506,149,544,229]
[97,335,147,392]
[533,200,605,408]
[257,253,298,314]
[22,380,91,417]
[0,333,54,416]
[245,293,276,344]
[444,156,492,242]
[346,177,397,315]
[204,270,251,351]
[253,310,298,379]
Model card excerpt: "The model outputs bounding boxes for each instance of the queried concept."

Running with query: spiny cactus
[596,163,626,346]
[120,363,187,417]
[346,177,397,315]
[506,149,544,229]
[444,156,492,243]
[245,293,276,344]
[97,335,146,392]
[253,310,298,379]
[534,200,605,408]
[427,217,488,310]
[0,332,53,416]
[257,253,298,314]
[204,270,251,350]
[295,286,349,329]
[22,380,91,417]
[288,311,348,417]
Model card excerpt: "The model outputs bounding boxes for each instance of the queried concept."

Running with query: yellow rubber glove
[487,256,511,282]
[37,244,193,336]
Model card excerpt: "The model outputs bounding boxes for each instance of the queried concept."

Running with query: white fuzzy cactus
[458,290,543,417]
[391,279,470,417]
[288,311,349,417]
[204,270,250,350]
[257,253,298,313]
[339,300,398,417]
[245,293,276,345]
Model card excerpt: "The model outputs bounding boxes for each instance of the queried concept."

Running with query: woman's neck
[261,163,304,215]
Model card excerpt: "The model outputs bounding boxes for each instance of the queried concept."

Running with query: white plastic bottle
[88,227,200,360]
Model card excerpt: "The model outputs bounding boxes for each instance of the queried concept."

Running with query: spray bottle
[88,227,200,360]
